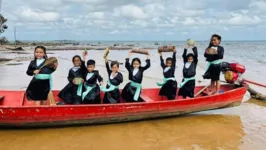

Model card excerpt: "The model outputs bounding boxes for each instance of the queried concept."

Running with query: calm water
[0,41,266,150]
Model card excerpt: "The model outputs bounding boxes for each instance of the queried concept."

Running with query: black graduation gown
[58,61,86,104]
[178,47,198,98]
[26,59,56,101]
[203,46,224,81]
[159,52,177,100]
[82,70,103,104]
[103,62,123,104]
[121,58,150,102]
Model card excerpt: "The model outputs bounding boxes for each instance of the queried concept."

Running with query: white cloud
[16,6,60,22]
[249,0,266,12]
[114,4,148,19]
[1,0,266,40]
[221,13,262,25]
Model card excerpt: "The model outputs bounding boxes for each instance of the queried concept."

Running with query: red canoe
[0,84,247,128]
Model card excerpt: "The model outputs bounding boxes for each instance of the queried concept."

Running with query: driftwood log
[248,85,266,101]
[5,46,24,51]
[158,45,176,52]
[131,48,149,55]
[221,80,266,102]
[108,59,123,65]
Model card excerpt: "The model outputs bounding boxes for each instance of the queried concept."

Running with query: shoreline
[0,45,155,51]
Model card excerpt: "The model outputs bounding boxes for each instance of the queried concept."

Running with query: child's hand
[147,53,150,59]
[205,48,209,54]
[185,44,190,49]
[84,49,88,56]
[128,51,132,57]
[173,49,176,53]
[104,57,108,63]
[33,70,40,74]
[54,63,58,69]
[73,80,76,84]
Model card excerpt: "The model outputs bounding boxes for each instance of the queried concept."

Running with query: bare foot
[212,92,219,95]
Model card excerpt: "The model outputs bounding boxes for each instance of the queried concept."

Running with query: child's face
[87,65,95,72]
[211,37,220,46]
[73,57,81,67]
[166,60,172,67]
[35,48,45,59]
[187,56,193,62]
[111,64,119,72]
[133,61,140,69]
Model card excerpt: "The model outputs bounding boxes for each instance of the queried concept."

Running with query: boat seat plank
[140,94,154,103]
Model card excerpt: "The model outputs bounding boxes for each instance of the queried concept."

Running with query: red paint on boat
[0,84,248,128]
[243,79,266,88]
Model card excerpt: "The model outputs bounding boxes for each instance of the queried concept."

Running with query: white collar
[133,69,139,76]
[110,72,117,79]
[185,62,192,69]
[164,67,171,72]
[72,66,80,72]
[36,58,45,66]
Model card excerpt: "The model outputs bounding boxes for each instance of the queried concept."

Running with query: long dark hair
[111,61,119,68]
[131,58,141,68]
[186,53,194,61]
[34,46,47,59]
[72,55,82,63]
[208,34,222,48]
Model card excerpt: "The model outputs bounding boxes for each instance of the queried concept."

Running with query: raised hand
[33,70,40,74]
[185,44,190,49]
[147,52,150,59]
[128,50,132,58]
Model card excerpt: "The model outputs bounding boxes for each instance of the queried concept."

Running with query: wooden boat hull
[0,84,247,128]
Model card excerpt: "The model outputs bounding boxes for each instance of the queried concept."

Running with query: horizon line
[7,39,266,42]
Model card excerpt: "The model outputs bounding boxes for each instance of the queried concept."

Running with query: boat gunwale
[0,83,248,109]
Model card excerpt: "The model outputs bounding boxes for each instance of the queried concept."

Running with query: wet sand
[1,49,266,150]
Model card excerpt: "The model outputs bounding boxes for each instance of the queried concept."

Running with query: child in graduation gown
[157,49,177,100]
[203,34,224,95]
[100,58,123,104]
[26,46,58,106]
[121,51,151,102]
[178,44,198,98]
[58,52,87,105]
[82,59,103,104]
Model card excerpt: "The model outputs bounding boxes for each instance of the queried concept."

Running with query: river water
[0,42,266,150]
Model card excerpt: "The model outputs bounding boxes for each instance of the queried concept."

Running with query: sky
[1,0,266,41]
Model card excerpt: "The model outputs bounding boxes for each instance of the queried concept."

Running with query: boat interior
[0,84,237,107]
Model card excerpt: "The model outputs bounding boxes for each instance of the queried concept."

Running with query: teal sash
[130,81,142,101]
[157,77,176,86]
[179,76,196,88]
[100,80,119,92]
[206,60,221,71]
[34,74,52,90]
[86,72,94,79]
[82,84,96,100]
[77,84,83,96]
